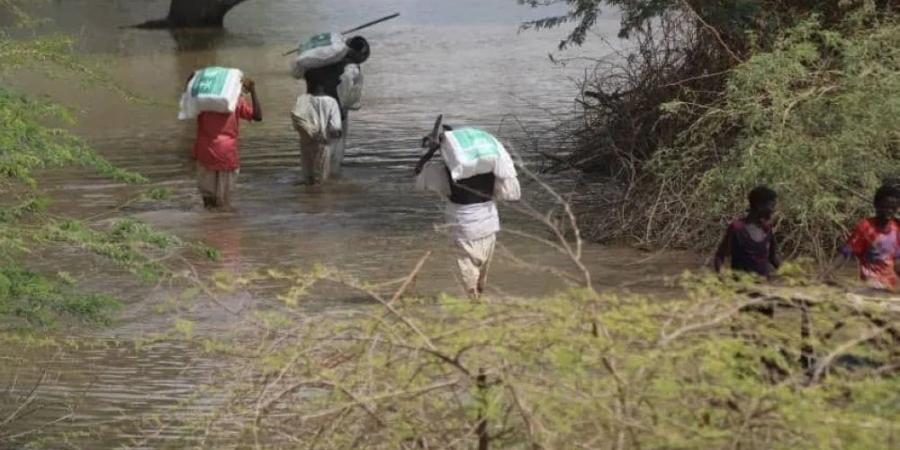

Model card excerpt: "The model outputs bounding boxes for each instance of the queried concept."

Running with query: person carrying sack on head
[415,120,511,302]
[298,36,369,178]
[188,74,262,211]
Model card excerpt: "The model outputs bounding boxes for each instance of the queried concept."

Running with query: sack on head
[291,32,348,79]
[178,67,244,120]
[441,128,512,181]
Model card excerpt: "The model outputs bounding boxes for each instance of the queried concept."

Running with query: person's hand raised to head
[241,77,256,92]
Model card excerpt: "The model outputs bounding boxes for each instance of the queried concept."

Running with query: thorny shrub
[572,12,900,262]
[139,263,899,450]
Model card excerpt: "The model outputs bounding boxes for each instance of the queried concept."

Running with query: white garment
[338,63,364,111]
[415,161,452,197]
[455,234,496,294]
[329,113,348,177]
[445,201,500,241]
[290,94,342,142]
[494,176,521,201]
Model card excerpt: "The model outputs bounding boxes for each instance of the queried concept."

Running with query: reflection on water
[3,1,697,447]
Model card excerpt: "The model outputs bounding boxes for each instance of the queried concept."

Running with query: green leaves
[0,88,146,187]
[0,265,121,329]
[653,16,900,258]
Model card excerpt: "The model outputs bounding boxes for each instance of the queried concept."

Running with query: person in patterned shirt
[836,185,900,290]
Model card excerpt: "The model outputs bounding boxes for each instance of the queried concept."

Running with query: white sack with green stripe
[178,67,244,120]
[291,32,348,78]
[441,128,517,179]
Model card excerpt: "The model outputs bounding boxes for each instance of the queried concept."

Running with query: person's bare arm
[243,78,262,122]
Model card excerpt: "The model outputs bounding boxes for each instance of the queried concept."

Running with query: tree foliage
[650,15,900,260]
[523,1,899,260]
[518,0,894,48]
[0,1,201,329]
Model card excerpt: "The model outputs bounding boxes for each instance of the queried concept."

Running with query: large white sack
[291,32,348,78]
[441,128,510,181]
[178,67,243,120]
[338,63,364,111]
[494,176,521,201]
[414,161,451,198]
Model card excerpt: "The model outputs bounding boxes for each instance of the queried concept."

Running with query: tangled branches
[136,263,899,450]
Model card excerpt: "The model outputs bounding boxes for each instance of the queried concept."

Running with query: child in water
[714,186,781,278]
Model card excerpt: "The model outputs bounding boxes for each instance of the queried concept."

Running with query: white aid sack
[338,63,364,111]
[291,32,348,78]
[441,128,510,181]
[414,161,451,198]
[178,67,243,120]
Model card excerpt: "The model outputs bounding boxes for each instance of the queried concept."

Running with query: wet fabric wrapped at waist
[291,94,342,141]
[445,201,500,241]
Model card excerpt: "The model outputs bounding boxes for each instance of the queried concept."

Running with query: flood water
[2,1,698,447]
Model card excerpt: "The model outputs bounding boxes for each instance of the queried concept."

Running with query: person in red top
[192,77,262,210]
[835,185,900,290]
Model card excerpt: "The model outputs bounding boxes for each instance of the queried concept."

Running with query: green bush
[152,267,899,450]
[0,265,121,329]
[648,15,900,260]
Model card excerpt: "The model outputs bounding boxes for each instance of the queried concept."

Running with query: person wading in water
[299,36,369,179]
[415,118,500,301]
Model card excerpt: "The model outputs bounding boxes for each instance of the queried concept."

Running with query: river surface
[2,1,698,447]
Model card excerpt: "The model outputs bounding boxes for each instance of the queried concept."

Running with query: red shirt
[193,97,255,171]
[844,218,900,289]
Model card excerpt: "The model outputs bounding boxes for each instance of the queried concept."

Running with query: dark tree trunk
[134,0,250,29]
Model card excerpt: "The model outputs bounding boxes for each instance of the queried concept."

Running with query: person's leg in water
[299,131,331,185]
[455,234,496,301]
[197,163,218,209]
[214,169,237,211]
[329,110,348,178]
[476,234,496,297]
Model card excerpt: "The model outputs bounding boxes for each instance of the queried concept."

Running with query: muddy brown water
[2,1,699,447]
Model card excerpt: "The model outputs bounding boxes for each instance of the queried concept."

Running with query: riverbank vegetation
[0,0,207,331]
[525,1,900,261]
[1,1,897,449]
[142,262,899,450]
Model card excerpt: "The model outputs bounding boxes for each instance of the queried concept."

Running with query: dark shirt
[304,62,346,115]
[722,218,777,276]
[448,170,495,205]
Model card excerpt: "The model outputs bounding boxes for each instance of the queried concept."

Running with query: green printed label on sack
[301,33,333,52]
[451,128,501,161]
[191,67,229,97]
